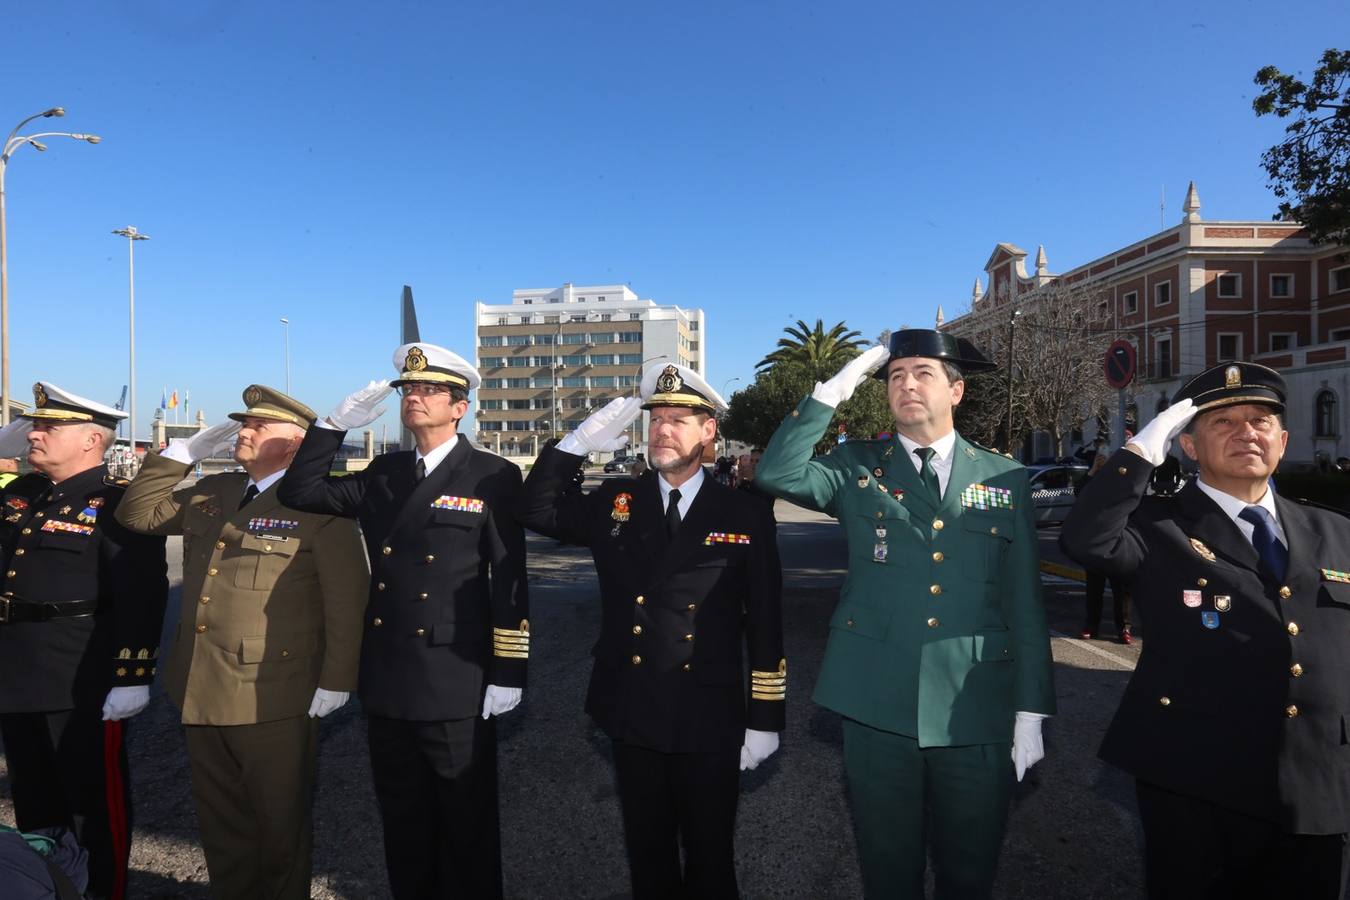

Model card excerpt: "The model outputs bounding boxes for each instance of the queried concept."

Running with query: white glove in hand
[0,419,33,457]
[739,728,780,771]
[1011,711,1046,782]
[102,686,151,721]
[556,396,642,455]
[326,380,393,431]
[481,684,523,719]
[162,420,241,464]
[308,688,350,718]
[810,345,892,408]
[1126,398,1196,466]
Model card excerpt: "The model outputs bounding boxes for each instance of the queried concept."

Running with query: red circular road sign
[1105,340,1136,389]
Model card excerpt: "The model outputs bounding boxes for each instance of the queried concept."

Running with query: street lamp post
[0,108,100,424]
[112,227,149,457]
[280,317,291,394]
[1004,309,1022,453]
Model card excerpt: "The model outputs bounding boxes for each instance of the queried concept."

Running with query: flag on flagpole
[160,388,167,410]
[168,391,179,409]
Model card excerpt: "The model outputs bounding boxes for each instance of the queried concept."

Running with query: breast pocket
[231,533,302,590]
[430,508,486,531]
[36,530,96,555]
[958,512,1014,582]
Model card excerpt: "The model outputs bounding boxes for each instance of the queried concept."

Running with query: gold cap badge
[405,346,428,372]
[655,365,682,394]
[243,386,263,406]
[1224,366,1240,388]
[33,383,48,408]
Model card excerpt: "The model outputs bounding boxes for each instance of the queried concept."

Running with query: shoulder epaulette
[103,474,131,487]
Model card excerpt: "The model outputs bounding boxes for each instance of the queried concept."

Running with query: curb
[1040,560,1086,582]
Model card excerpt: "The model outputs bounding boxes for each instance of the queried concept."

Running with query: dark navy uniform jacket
[278,428,528,722]
[0,465,168,712]
[519,446,785,754]
[1062,449,1350,834]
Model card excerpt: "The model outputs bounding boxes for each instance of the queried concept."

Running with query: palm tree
[755,319,866,379]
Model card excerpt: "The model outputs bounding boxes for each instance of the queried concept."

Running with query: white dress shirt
[1195,478,1287,548]
[416,434,460,477]
[658,466,705,519]
[245,468,287,496]
[896,430,958,498]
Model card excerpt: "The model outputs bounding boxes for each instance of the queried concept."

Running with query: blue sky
[0,1,1342,440]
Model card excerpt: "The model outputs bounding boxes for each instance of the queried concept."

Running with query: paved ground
[1,487,1154,899]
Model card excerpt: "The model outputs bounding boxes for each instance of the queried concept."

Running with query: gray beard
[650,443,704,474]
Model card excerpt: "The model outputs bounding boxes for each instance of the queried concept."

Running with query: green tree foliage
[755,319,866,380]
[1253,49,1350,246]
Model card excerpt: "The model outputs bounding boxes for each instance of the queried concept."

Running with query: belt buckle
[0,596,9,624]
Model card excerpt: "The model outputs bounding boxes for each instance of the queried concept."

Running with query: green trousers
[842,718,1012,900]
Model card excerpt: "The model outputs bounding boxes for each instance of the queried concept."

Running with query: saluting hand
[557,396,643,456]
[326,380,394,431]
[810,344,891,408]
[1126,398,1196,467]
[0,418,33,458]
[162,420,242,464]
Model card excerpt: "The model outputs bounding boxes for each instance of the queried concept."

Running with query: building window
[479,421,503,431]
[689,362,699,372]
[1332,327,1350,342]
[629,313,641,320]
[519,316,532,325]
[562,355,586,367]
[506,357,531,367]
[530,378,550,388]
[618,354,643,366]
[1154,281,1172,306]
[1331,266,1350,294]
[507,334,531,346]
[535,334,555,345]
[690,321,699,331]
[590,332,616,344]
[1217,333,1242,361]
[481,357,505,368]
[1270,333,1297,352]
[506,378,531,389]
[561,376,586,388]
[1269,274,1293,298]
[591,376,615,388]
[570,314,587,323]
[506,421,532,432]
[481,336,503,347]
[478,399,502,410]
[506,399,531,410]
[600,313,612,321]
[1123,291,1138,315]
[1217,273,1241,298]
[522,299,533,305]
[618,332,642,343]
[1315,390,1338,437]
[481,379,503,389]
[497,317,509,326]
[544,315,561,324]
[561,333,586,345]
[617,375,637,387]
[1155,338,1172,379]
[590,354,615,366]
[598,296,606,302]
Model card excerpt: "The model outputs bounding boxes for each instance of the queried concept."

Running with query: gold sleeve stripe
[752,690,786,701]
[492,634,530,646]
[494,649,529,659]
[493,620,530,659]
[752,658,787,700]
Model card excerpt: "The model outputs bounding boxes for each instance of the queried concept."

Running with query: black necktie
[914,447,941,503]
[1238,505,1289,583]
[238,484,259,510]
[666,488,682,538]
[414,458,427,484]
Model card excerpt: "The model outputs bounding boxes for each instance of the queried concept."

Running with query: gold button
[635,595,645,605]
[846,618,855,627]
[382,546,392,556]
[687,603,696,611]
[34,512,43,518]
[20,528,30,535]
[419,593,429,600]
[200,596,210,604]
[990,526,999,535]
[632,625,643,635]
[927,617,939,628]
[1196,578,1208,587]
[791,410,800,417]
[281,649,290,658]
[1290,663,1304,677]
[6,570,15,578]
[1159,696,1171,707]
[1286,704,1300,718]
[929,584,942,595]
[683,633,694,642]
[3,591,12,597]
[933,519,944,530]
[632,655,642,665]
[875,511,883,519]
[1287,621,1300,635]
[416,628,426,637]
[425,554,435,563]
[208,567,218,576]
[932,551,944,562]
[263,544,272,552]
[373,617,383,627]
[216,540,226,550]
[1117,466,1128,475]
[195,624,207,633]
[682,663,691,672]
[13,549,24,556]
[1279,586,1292,599]
[377,582,386,591]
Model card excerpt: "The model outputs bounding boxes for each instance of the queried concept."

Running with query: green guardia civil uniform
[755,332,1056,899]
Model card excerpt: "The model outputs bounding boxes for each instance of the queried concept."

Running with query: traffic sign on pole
[1104,340,1137,389]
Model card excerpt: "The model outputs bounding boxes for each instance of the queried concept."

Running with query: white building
[473,283,706,459]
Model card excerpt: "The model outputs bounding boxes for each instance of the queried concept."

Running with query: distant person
[736,448,774,506]
[0,457,18,488]
[1075,454,1133,644]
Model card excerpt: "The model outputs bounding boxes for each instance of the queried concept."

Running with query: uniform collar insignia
[1189,537,1217,562]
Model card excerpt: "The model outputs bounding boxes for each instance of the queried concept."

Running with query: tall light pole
[1004,309,1022,453]
[279,317,291,393]
[0,108,100,424]
[112,227,149,455]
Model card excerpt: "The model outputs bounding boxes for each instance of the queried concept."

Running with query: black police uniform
[0,465,168,900]
[1061,361,1350,898]
[519,447,785,900]
[277,427,527,899]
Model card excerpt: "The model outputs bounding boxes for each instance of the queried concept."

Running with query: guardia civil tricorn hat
[22,382,126,428]
[872,328,997,379]
[390,343,481,391]
[1172,362,1286,415]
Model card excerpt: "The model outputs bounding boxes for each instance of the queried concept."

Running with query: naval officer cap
[872,328,998,380]
[1172,361,1287,415]
[390,343,481,391]
[23,382,127,429]
[640,362,727,415]
[228,384,317,429]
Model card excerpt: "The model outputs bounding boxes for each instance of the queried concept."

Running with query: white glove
[102,686,151,721]
[0,419,33,457]
[739,728,780,771]
[810,345,891,408]
[1011,711,1046,782]
[325,380,393,431]
[1126,398,1196,466]
[161,420,241,464]
[481,684,523,719]
[308,688,350,718]
[557,396,642,455]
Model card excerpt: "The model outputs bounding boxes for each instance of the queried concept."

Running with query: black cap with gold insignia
[391,342,480,391]
[1172,362,1286,415]
[22,381,126,428]
[640,362,727,414]
[872,328,997,379]
[227,384,317,429]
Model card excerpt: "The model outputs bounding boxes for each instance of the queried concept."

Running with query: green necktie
[914,447,941,503]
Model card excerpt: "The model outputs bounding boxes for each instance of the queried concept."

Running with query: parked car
[603,454,632,474]
[1026,463,1087,526]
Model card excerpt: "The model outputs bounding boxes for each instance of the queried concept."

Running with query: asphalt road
[1,490,1152,899]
